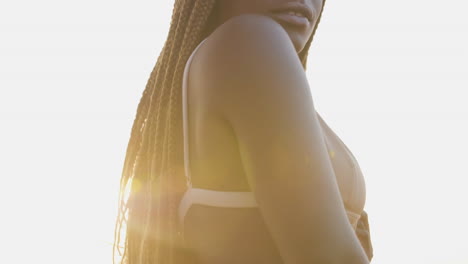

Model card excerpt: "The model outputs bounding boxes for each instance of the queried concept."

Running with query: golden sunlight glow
[1,1,468,264]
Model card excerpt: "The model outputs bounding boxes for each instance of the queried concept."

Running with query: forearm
[254,176,370,264]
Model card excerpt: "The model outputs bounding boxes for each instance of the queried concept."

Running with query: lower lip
[270,12,310,28]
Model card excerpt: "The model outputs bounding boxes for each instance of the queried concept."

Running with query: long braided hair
[113,0,327,263]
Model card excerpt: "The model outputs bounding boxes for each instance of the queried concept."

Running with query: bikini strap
[182,38,208,188]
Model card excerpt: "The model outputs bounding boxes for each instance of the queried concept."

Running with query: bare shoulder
[188,13,320,184]
[189,13,308,122]
[195,13,292,63]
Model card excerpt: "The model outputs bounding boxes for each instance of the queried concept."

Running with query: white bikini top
[179,38,366,236]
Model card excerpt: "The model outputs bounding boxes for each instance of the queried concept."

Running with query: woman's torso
[179,38,366,264]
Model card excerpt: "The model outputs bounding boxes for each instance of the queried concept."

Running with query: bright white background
[0,0,467,263]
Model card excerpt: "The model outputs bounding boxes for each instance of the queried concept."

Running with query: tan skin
[184,1,369,263]
[205,0,321,52]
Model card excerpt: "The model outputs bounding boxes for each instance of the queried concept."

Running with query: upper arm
[191,14,369,263]
[194,14,333,194]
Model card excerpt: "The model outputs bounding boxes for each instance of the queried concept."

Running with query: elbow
[313,244,370,264]
[332,247,370,264]
[346,253,370,264]
[283,245,370,264]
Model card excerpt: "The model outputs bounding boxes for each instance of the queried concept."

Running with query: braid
[113,0,216,263]
[300,0,327,69]
[166,1,217,261]
[133,0,197,262]
[113,0,326,263]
